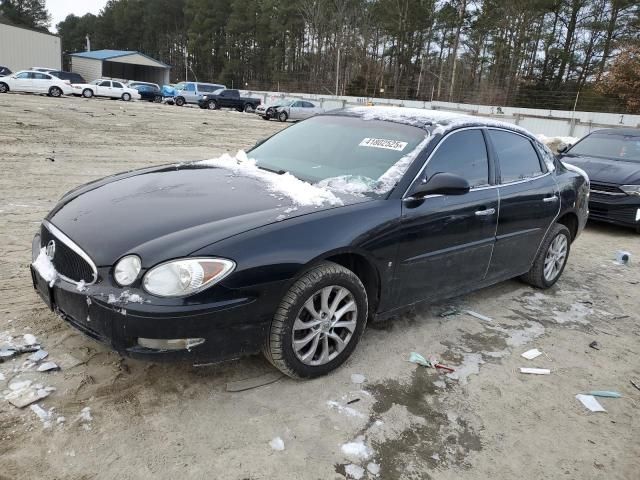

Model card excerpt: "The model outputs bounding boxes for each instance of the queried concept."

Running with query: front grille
[590,182,625,196]
[41,224,96,284]
[589,204,640,223]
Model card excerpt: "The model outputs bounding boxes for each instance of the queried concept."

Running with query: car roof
[591,128,640,137]
[324,106,533,136]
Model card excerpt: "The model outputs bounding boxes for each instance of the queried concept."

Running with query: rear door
[485,129,560,281]
[111,81,125,98]
[31,72,53,93]
[394,128,499,306]
[288,101,304,119]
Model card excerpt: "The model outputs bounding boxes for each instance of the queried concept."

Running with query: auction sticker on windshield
[359,138,408,151]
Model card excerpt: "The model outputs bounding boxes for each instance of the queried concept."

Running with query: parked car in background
[172,81,226,107]
[0,70,73,97]
[273,100,324,122]
[255,100,292,120]
[72,79,140,101]
[128,81,160,90]
[0,66,12,76]
[30,107,588,378]
[49,70,86,85]
[198,88,261,112]
[31,67,58,73]
[558,128,640,232]
[130,83,163,103]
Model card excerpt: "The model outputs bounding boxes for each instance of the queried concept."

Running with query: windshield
[212,88,224,95]
[249,115,426,194]
[568,133,640,163]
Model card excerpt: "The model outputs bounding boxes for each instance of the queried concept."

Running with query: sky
[47,0,108,31]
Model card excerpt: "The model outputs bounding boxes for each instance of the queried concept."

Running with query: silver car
[274,100,324,122]
[172,81,226,107]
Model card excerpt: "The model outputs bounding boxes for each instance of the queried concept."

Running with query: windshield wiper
[257,165,286,175]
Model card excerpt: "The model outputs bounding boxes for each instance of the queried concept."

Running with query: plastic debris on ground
[587,391,622,398]
[23,334,38,346]
[30,404,53,428]
[27,349,48,362]
[576,394,606,412]
[350,373,366,384]
[465,310,492,322]
[367,462,381,475]
[439,307,459,317]
[269,436,285,451]
[5,382,55,408]
[225,372,284,392]
[589,340,601,350]
[614,250,631,265]
[521,348,543,360]
[345,464,365,479]
[37,361,60,372]
[519,368,551,375]
[408,352,455,372]
[327,400,366,419]
[630,380,640,392]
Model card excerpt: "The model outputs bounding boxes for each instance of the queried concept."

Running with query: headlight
[114,255,142,286]
[202,95,208,100]
[621,185,640,196]
[142,258,235,297]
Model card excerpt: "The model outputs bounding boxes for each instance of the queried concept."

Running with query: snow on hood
[199,151,343,207]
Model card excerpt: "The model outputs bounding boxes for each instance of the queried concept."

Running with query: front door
[96,80,112,97]
[394,128,499,306]
[484,129,560,281]
[13,72,33,92]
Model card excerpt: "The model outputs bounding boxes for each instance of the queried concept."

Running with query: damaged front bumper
[30,266,272,363]
[588,194,640,230]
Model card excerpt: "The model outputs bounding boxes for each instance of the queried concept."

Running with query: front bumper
[30,266,274,363]
[588,192,640,229]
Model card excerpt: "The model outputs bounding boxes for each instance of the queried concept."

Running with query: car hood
[561,154,640,184]
[47,164,367,267]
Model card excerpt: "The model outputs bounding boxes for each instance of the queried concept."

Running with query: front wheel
[175,97,185,107]
[207,100,218,110]
[263,262,368,379]
[0,82,8,93]
[521,223,571,288]
[154,95,163,103]
[278,111,288,122]
[122,93,131,101]
[49,87,62,97]
[262,115,270,121]
[82,88,93,98]
[244,103,256,113]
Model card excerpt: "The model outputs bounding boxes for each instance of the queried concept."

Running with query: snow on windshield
[199,151,343,207]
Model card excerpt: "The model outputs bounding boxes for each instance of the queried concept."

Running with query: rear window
[568,133,640,163]
[489,130,544,183]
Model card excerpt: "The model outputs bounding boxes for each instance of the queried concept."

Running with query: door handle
[543,195,559,203]
[475,208,496,216]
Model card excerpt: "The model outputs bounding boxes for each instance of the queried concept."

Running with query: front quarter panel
[556,164,589,236]
[192,200,402,310]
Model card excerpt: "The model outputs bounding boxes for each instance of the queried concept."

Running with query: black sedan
[131,83,163,103]
[30,108,589,378]
[558,128,640,232]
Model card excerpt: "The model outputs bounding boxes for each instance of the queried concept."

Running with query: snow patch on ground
[269,436,285,451]
[327,400,366,419]
[199,151,343,207]
[32,248,57,287]
[341,436,372,460]
[446,353,484,385]
[552,302,593,324]
[345,464,365,479]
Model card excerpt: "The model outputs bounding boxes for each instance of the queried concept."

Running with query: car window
[489,130,543,183]
[568,133,640,163]
[32,73,51,80]
[184,83,195,92]
[304,101,315,108]
[424,129,489,188]
[99,81,111,87]
[15,72,31,79]
[112,81,124,88]
[198,84,213,92]
[292,101,302,107]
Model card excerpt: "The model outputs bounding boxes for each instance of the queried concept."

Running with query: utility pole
[335,47,340,96]
[416,56,424,99]
[85,35,91,52]
[184,43,188,81]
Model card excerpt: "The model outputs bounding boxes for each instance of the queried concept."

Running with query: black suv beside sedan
[559,128,640,232]
[30,107,589,378]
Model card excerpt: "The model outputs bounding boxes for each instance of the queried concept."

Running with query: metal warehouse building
[0,22,61,71]
[69,50,170,86]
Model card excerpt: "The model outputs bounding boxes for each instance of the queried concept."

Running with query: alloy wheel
[543,234,568,282]
[291,285,357,366]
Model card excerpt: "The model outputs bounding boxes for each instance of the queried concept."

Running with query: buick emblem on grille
[45,239,56,260]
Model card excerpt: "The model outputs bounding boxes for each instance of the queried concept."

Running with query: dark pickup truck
[198,89,262,112]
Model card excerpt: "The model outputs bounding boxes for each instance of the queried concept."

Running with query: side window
[304,101,315,108]
[99,81,111,87]
[184,83,195,92]
[488,130,543,183]
[112,81,123,88]
[424,130,490,188]
[16,72,31,79]
[33,73,50,79]
[292,101,302,107]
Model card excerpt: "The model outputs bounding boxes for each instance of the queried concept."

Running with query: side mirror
[409,172,470,198]
[557,143,569,153]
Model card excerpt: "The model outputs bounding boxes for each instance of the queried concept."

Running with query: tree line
[2,0,639,112]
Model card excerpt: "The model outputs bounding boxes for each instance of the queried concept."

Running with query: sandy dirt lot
[1,94,639,480]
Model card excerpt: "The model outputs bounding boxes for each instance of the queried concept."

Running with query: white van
[172,82,226,107]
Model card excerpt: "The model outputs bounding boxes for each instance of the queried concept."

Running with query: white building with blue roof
[69,49,171,86]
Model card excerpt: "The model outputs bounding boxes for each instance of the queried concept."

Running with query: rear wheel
[175,96,185,107]
[262,115,270,121]
[263,262,368,379]
[278,111,288,122]
[207,100,218,110]
[122,93,131,101]
[244,103,256,113]
[0,82,8,93]
[82,88,93,98]
[153,95,163,103]
[521,223,571,288]
[49,86,62,98]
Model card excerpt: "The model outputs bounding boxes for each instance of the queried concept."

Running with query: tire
[82,88,93,98]
[122,93,131,101]
[278,111,288,122]
[154,95,162,103]
[244,103,255,113]
[49,87,62,98]
[0,82,8,93]
[235,105,243,112]
[521,223,571,289]
[266,107,274,118]
[262,115,270,121]
[207,100,218,110]
[263,261,368,379]
[175,97,185,107]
